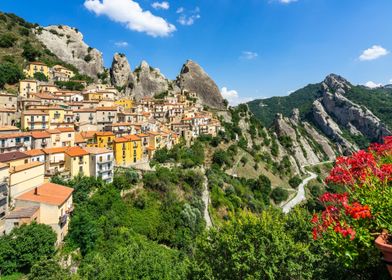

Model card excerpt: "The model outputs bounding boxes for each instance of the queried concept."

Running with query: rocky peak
[177,60,225,109]
[323,73,351,92]
[290,108,300,124]
[110,53,133,88]
[35,25,104,79]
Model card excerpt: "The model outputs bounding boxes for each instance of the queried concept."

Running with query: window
[24,159,28,164]
[68,133,71,138]
[79,166,83,172]
[107,155,110,160]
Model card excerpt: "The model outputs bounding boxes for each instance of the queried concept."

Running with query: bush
[0,33,16,48]
[270,187,288,204]
[84,54,92,62]
[0,62,24,88]
[33,72,48,82]
[0,223,56,275]
[22,40,41,61]
[18,27,29,36]
[289,176,302,188]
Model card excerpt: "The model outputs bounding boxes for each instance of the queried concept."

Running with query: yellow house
[24,62,50,79]
[90,132,115,149]
[113,135,142,166]
[14,182,74,244]
[47,107,65,128]
[21,110,50,131]
[19,80,37,98]
[0,151,30,168]
[65,147,90,178]
[83,92,103,101]
[115,98,133,110]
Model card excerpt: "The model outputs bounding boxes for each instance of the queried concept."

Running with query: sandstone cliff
[34,25,104,79]
[177,60,225,109]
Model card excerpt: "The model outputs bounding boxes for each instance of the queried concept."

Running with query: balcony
[66,205,74,214]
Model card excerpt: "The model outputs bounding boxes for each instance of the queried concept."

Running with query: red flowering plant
[311,137,392,266]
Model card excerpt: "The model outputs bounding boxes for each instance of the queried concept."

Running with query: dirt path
[201,166,213,228]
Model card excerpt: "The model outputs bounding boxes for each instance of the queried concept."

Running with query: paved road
[282,171,317,214]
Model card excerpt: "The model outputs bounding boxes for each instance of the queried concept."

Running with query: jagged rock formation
[274,111,336,168]
[311,74,390,154]
[34,25,104,79]
[130,61,169,100]
[110,53,133,89]
[177,60,225,109]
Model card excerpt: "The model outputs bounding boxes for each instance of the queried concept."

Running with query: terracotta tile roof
[95,131,114,137]
[75,133,86,143]
[148,131,161,136]
[73,108,96,113]
[80,131,97,139]
[22,110,49,116]
[42,147,67,154]
[24,149,44,156]
[137,133,149,137]
[46,129,60,134]
[65,146,89,157]
[96,107,117,111]
[9,161,44,173]
[125,135,141,141]
[5,206,40,219]
[0,163,8,169]
[0,151,29,163]
[0,126,19,132]
[147,146,156,151]
[114,137,128,143]
[0,132,31,139]
[31,131,51,139]
[28,61,46,66]
[57,127,74,133]
[15,182,74,206]
[0,108,16,113]
[83,147,112,155]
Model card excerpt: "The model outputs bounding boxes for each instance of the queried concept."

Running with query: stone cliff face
[130,61,169,100]
[35,25,104,79]
[110,53,133,89]
[310,74,390,154]
[274,112,336,169]
[177,60,225,109]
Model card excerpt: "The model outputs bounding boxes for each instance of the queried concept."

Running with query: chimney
[34,187,38,195]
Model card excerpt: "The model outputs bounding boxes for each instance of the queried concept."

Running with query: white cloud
[364,81,383,88]
[359,45,389,61]
[240,51,258,60]
[114,41,128,47]
[389,79,392,84]
[221,87,253,106]
[177,7,200,26]
[151,1,169,10]
[84,0,176,37]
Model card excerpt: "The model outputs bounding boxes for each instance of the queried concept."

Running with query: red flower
[345,202,371,220]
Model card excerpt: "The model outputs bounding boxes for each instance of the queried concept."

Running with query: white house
[83,147,114,183]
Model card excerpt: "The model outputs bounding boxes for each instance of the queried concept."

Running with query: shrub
[22,40,41,61]
[84,54,92,62]
[289,176,302,188]
[270,187,288,204]
[0,33,16,48]
[0,62,24,88]
[33,72,48,82]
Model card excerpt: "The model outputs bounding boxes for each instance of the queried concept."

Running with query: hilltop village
[0,61,222,243]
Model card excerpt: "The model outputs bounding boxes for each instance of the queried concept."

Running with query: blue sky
[1,0,392,104]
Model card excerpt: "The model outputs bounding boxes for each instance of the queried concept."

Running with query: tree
[289,176,302,189]
[28,259,70,280]
[0,62,24,88]
[270,187,288,204]
[0,33,16,48]
[22,41,41,61]
[189,210,317,279]
[0,223,56,275]
[33,72,48,82]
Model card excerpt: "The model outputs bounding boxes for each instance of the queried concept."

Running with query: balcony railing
[59,214,67,228]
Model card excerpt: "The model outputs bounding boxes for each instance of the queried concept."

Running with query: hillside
[248,74,392,151]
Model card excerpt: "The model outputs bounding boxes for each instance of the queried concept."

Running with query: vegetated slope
[248,74,392,151]
[0,12,79,73]
[247,83,323,127]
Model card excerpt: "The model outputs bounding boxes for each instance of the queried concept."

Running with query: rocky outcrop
[323,74,351,92]
[130,61,169,100]
[110,53,134,89]
[35,25,104,79]
[320,89,390,142]
[177,60,225,109]
[274,112,334,168]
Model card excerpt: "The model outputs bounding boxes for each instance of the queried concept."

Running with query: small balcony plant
[311,137,392,275]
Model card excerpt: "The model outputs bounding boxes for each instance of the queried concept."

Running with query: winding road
[282,171,317,214]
